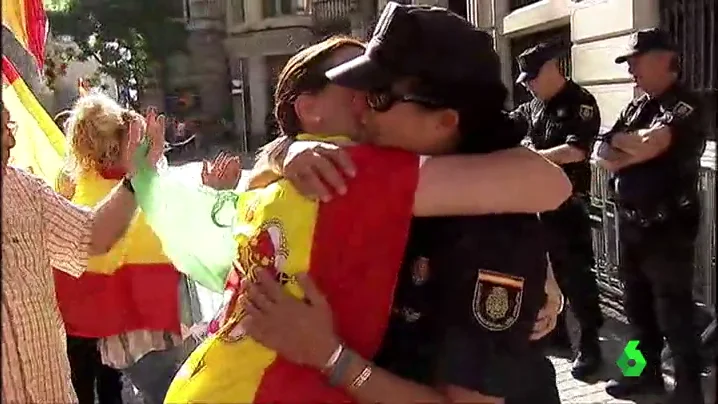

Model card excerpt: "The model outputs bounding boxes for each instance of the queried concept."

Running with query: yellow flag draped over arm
[2,55,66,186]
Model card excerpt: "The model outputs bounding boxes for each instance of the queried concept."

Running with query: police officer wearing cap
[510,42,604,380]
[594,28,706,403]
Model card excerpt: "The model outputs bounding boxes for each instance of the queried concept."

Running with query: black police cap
[515,42,562,84]
[325,1,501,92]
[614,28,676,64]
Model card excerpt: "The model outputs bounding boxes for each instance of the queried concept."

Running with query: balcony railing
[311,0,357,34]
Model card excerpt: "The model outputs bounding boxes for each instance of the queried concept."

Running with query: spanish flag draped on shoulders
[158,135,419,403]
[53,165,181,338]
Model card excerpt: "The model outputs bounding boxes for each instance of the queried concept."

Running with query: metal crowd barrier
[589,142,717,315]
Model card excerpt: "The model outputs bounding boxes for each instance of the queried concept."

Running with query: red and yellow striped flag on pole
[2,0,47,70]
[2,55,65,186]
[165,140,420,403]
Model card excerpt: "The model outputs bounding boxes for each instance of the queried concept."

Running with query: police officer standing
[594,28,706,403]
[510,42,604,380]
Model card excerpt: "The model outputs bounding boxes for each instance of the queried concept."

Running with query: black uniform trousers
[617,210,703,384]
[67,335,123,404]
[542,199,603,337]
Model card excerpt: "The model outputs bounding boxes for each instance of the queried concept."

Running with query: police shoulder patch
[472,269,524,331]
[672,101,694,118]
[579,104,595,120]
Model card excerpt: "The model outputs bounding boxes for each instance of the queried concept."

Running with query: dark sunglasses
[367,90,446,112]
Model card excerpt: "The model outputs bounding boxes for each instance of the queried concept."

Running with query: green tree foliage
[47,0,187,98]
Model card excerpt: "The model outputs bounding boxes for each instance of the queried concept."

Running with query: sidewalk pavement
[553,308,716,403]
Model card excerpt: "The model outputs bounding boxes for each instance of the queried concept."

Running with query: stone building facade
[181,0,715,150]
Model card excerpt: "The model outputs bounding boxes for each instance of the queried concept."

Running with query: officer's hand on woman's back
[282,141,358,202]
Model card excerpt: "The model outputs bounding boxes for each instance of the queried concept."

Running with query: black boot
[605,367,665,398]
[570,330,603,380]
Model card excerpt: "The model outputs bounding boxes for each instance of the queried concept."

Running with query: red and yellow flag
[2,55,65,185]
[54,168,182,337]
[2,0,47,70]
[165,143,419,403]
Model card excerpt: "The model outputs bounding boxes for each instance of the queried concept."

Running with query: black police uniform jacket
[509,79,601,197]
[373,124,550,398]
[509,80,600,267]
[603,83,706,209]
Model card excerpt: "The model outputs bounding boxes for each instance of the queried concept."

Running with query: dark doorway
[447,0,467,18]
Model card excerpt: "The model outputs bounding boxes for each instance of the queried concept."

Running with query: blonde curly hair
[64,93,141,175]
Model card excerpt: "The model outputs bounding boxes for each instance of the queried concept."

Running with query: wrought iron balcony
[311,0,357,33]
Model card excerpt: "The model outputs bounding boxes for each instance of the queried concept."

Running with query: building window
[263,0,307,18]
[230,0,245,24]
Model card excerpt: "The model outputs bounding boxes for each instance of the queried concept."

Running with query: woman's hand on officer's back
[282,140,357,202]
[239,268,340,369]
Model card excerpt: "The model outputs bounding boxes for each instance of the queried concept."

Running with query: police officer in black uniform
[594,28,706,403]
[349,5,563,403]
[509,42,604,379]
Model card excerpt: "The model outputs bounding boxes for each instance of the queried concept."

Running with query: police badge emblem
[411,256,430,285]
[672,101,694,118]
[579,105,594,120]
[472,269,524,331]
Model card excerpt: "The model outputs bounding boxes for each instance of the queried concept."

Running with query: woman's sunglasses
[367,90,446,112]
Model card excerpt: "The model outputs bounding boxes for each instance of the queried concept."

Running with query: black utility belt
[617,196,697,227]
